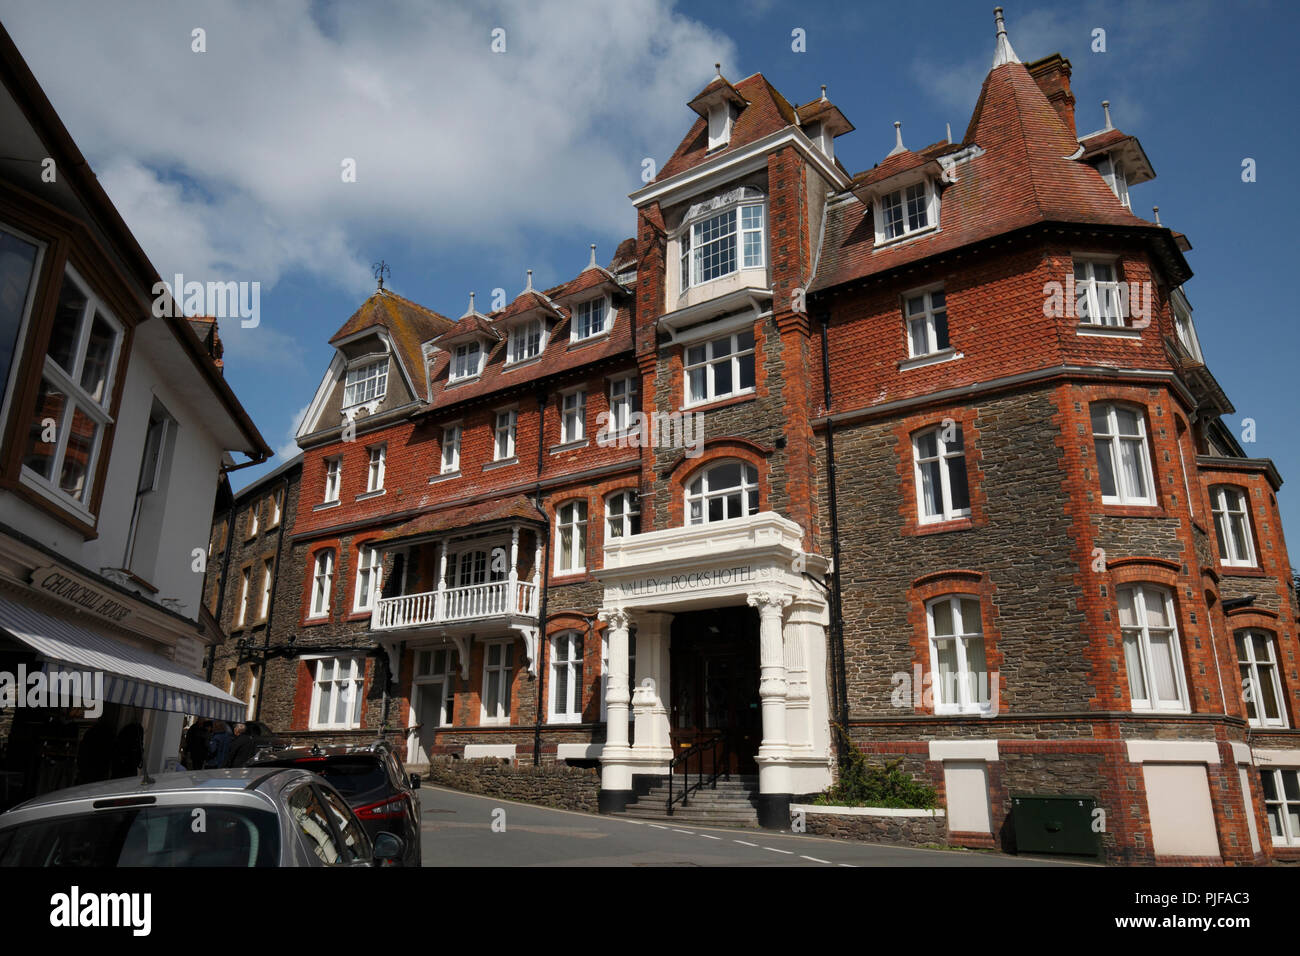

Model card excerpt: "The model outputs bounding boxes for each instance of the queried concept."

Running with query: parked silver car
[0,768,406,867]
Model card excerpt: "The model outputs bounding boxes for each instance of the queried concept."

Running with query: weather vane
[372,259,391,290]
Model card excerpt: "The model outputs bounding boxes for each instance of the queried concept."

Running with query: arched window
[1236,629,1286,728]
[1090,402,1155,505]
[605,490,640,539]
[549,630,584,724]
[1117,584,1188,712]
[685,461,759,525]
[913,423,970,523]
[1211,486,1256,567]
[926,595,989,714]
[309,550,334,619]
[555,500,588,573]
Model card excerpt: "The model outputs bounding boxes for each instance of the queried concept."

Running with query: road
[417,785,1084,867]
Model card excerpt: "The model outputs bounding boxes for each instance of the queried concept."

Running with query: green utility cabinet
[1010,794,1103,858]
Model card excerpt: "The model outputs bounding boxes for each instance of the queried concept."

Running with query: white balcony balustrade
[373,579,539,631]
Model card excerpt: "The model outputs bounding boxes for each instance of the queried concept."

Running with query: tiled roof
[657,73,798,183]
[811,61,1156,293]
[376,493,543,544]
[432,312,501,345]
[329,290,456,399]
[608,238,636,270]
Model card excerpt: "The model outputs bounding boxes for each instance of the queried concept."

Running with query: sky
[2,0,1297,560]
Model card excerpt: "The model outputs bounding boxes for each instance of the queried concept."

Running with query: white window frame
[1261,768,1300,847]
[873,178,939,246]
[308,655,365,730]
[679,199,766,291]
[323,457,341,503]
[480,640,514,725]
[353,545,382,613]
[1211,486,1257,568]
[247,501,259,538]
[1073,257,1126,327]
[449,341,483,382]
[912,424,970,524]
[605,489,640,540]
[572,296,610,342]
[1095,154,1131,208]
[555,499,588,574]
[258,557,274,620]
[19,263,123,516]
[411,647,458,732]
[685,461,759,526]
[309,550,334,619]
[507,318,545,364]
[549,630,585,724]
[237,566,252,626]
[245,664,260,721]
[0,221,46,439]
[441,425,461,474]
[925,595,992,716]
[342,359,388,408]
[366,444,386,492]
[561,389,586,443]
[494,409,517,461]
[1236,629,1287,728]
[1117,584,1189,713]
[904,287,950,358]
[608,374,639,435]
[683,329,756,407]
[270,486,284,526]
[1091,403,1156,506]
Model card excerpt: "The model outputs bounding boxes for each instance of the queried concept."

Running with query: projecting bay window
[678,191,765,292]
[926,595,990,715]
[549,631,584,724]
[684,330,755,406]
[1211,486,1256,567]
[1117,584,1188,713]
[1236,630,1286,728]
[0,222,44,417]
[481,641,514,725]
[20,266,123,515]
[1074,259,1125,327]
[309,656,365,730]
[1091,403,1155,506]
[913,424,970,523]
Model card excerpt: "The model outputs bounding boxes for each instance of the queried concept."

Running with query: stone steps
[617,775,762,828]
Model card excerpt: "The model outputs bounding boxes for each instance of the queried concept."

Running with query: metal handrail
[666,734,730,815]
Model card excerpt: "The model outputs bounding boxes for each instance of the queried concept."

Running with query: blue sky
[3,0,1297,561]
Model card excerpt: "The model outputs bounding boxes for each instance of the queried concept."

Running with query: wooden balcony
[372,579,539,631]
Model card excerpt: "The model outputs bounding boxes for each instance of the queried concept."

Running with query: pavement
[417,785,1089,867]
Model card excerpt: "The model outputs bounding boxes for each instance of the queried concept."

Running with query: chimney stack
[1026,53,1077,137]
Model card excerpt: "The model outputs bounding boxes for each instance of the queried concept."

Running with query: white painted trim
[1252,748,1300,767]
[1124,740,1220,765]
[790,804,945,819]
[1231,742,1253,765]
[899,349,963,372]
[928,740,999,762]
[463,744,517,760]
[557,743,604,760]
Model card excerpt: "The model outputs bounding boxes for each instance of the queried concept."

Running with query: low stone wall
[422,757,599,813]
[791,804,948,847]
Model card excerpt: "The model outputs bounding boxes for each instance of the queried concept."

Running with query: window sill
[569,330,611,349]
[551,569,590,583]
[875,224,940,250]
[313,500,341,512]
[355,488,386,502]
[547,716,583,726]
[17,471,97,534]
[483,457,519,472]
[1099,502,1167,518]
[550,438,589,454]
[302,615,332,627]
[1219,565,1266,578]
[346,609,374,622]
[1077,325,1141,339]
[899,348,964,372]
[680,391,757,414]
[503,355,543,372]
[445,374,482,388]
[913,516,974,535]
[430,471,461,484]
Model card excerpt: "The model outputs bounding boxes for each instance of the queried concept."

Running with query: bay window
[1211,486,1256,567]
[0,223,44,406]
[679,193,765,291]
[1074,258,1125,327]
[1117,584,1188,712]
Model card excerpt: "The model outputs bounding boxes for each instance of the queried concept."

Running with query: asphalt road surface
[418,785,1086,867]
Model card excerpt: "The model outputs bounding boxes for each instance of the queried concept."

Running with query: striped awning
[0,594,244,722]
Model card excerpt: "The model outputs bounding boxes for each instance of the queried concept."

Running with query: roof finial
[1152,206,1161,226]
[714,62,721,77]
[1102,100,1113,130]
[820,84,827,101]
[463,292,477,317]
[992,6,1020,68]
[888,121,906,157]
[372,259,390,291]
[946,122,953,144]
[588,243,598,269]
[525,269,533,292]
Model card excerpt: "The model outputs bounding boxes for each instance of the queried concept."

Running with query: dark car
[249,740,421,866]
[0,768,407,867]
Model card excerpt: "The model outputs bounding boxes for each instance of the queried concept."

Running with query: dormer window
[679,189,766,291]
[1093,154,1130,207]
[573,297,609,341]
[507,318,545,364]
[878,180,937,243]
[449,341,483,381]
[343,359,387,408]
[806,121,833,161]
[707,102,735,150]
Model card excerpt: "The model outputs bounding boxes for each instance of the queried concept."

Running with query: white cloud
[276,403,311,463]
[0,0,735,301]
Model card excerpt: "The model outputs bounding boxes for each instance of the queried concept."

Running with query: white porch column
[748,591,792,797]
[630,611,673,761]
[508,525,520,609]
[598,608,634,802]
[783,601,814,752]
[436,538,448,621]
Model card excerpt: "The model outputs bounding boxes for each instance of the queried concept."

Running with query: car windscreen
[314,758,390,798]
[0,805,280,867]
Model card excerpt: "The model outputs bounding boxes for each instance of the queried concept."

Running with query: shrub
[814,750,938,810]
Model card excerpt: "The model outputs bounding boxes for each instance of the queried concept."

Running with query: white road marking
[734,840,759,847]
[800,855,832,864]
[648,824,668,830]
[698,833,721,840]
[672,828,694,834]
[763,846,794,855]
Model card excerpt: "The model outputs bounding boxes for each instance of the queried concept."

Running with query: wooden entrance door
[669,607,760,773]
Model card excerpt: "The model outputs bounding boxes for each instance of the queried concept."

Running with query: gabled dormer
[851,123,948,247]
[550,245,629,345]
[795,87,853,164]
[494,272,563,367]
[431,293,500,385]
[688,66,748,151]
[1077,102,1155,209]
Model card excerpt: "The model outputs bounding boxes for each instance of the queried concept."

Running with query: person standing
[205,722,232,769]
[224,723,256,768]
[184,719,211,771]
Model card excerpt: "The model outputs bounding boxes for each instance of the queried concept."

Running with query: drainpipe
[209,495,238,683]
[532,388,551,765]
[254,473,292,723]
[817,308,850,754]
